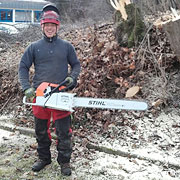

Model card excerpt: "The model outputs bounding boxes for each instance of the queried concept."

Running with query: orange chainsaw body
[36,82,65,97]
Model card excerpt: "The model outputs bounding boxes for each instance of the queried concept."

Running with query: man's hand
[65,77,74,86]
[65,76,77,90]
[25,87,35,99]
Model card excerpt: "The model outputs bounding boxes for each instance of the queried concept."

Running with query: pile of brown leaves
[0,23,179,127]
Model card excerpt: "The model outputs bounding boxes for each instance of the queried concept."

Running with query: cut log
[0,122,57,139]
[87,142,180,169]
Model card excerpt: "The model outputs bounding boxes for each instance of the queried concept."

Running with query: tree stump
[114,4,146,48]
[110,0,146,48]
[163,18,180,61]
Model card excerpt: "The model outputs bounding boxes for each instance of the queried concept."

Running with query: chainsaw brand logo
[88,100,106,106]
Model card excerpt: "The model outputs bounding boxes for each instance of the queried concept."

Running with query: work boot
[32,159,51,172]
[60,163,72,176]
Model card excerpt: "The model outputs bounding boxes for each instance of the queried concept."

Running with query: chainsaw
[23,80,148,112]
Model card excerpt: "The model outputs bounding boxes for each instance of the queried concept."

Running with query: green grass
[0,143,72,180]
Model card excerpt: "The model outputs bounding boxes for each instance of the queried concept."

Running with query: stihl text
[88,100,105,106]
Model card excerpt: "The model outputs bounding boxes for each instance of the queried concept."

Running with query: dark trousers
[34,115,72,164]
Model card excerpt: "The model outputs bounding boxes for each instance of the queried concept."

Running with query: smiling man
[18,3,81,176]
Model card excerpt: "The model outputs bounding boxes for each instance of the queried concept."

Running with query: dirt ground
[0,106,180,180]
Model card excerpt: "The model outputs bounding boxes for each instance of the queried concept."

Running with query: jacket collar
[43,34,58,42]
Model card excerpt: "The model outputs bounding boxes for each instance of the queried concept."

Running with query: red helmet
[40,10,60,25]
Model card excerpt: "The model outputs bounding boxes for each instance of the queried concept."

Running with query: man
[18,4,81,176]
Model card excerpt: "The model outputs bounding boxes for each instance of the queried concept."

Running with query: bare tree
[46,0,113,23]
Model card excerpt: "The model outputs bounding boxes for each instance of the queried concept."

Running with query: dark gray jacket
[18,35,81,91]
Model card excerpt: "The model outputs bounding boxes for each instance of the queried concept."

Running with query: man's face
[42,23,59,38]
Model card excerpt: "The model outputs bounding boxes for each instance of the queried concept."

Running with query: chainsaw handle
[44,79,72,98]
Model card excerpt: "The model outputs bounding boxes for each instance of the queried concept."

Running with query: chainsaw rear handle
[44,79,73,98]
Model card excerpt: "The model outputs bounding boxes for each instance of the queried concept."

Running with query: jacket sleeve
[18,44,34,91]
[67,43,81,80]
